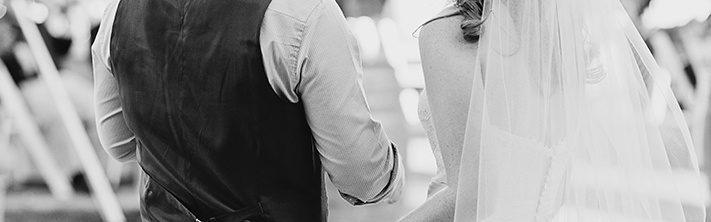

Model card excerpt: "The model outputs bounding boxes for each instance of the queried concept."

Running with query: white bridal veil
[454,0,707,221]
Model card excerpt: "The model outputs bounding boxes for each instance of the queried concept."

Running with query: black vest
[110,0,324,220]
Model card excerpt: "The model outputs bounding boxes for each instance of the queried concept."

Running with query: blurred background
[0,0,710,221]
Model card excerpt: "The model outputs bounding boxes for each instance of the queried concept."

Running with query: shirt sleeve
[92,0,137,163]
[295,0,403,205]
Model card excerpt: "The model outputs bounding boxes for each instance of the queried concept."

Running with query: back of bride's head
[455,0,486,42]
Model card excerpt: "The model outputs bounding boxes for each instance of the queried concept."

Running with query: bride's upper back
[417,3,483,189]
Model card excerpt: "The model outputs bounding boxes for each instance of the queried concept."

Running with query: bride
[402,0,707,221]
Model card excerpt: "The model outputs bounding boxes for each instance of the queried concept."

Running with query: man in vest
[92,0,404,221]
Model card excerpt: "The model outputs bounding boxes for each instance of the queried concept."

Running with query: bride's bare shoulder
[418,5,477,54]
[418,5,478,82]
[418,5,478,67]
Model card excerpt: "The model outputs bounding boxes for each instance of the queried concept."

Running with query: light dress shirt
[92,0,403,205]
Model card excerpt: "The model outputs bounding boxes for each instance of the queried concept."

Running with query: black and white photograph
[0,0,710,221]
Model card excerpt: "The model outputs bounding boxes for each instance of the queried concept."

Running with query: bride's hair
[418,0,487,43]
[456,0,486,42]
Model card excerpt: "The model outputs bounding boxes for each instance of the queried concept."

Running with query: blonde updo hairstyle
[419,0,487,43]
[456,0,486,42]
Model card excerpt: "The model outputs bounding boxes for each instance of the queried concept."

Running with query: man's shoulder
[267,0,326,23]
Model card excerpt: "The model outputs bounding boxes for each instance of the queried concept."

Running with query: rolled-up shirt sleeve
[295,0,403,205]
[92,0,137,163]
[93,0,402,202]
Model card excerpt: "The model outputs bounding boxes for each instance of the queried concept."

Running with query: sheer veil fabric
[454,0,707,221]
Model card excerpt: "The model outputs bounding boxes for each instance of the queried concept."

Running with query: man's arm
[92,0,137,163]
[295,0,403,205]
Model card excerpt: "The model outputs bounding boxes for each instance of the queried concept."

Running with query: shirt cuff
[339,143,404,205]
